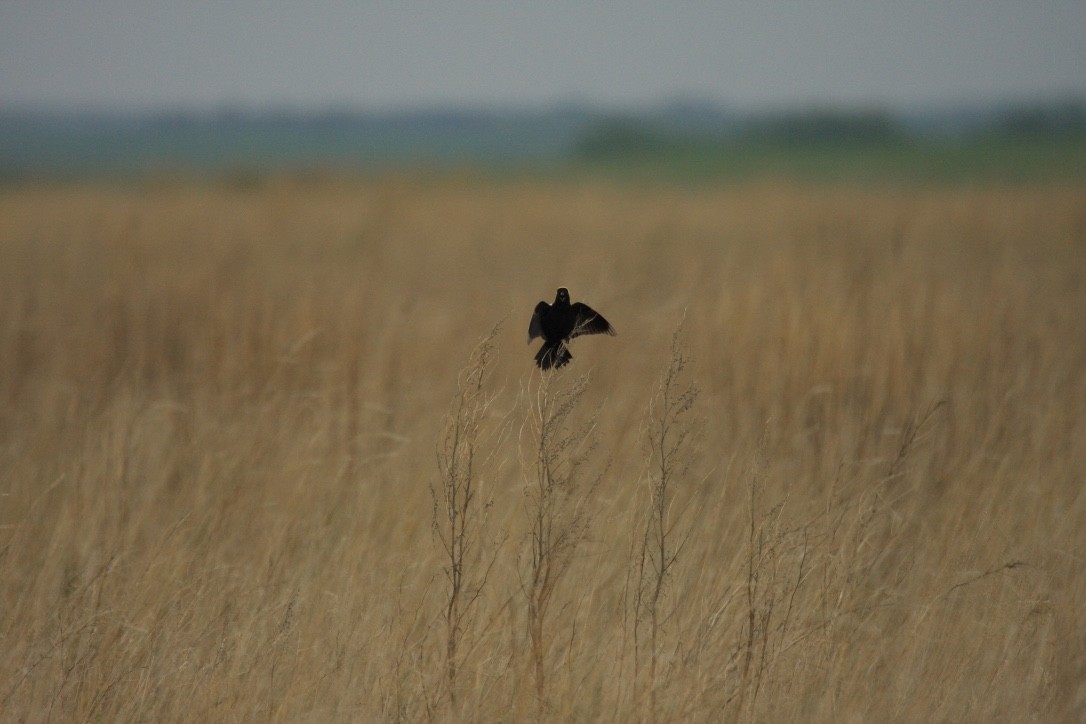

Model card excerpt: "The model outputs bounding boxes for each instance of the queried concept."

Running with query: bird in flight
[528,287,616,370]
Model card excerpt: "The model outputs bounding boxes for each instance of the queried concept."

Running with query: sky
[1,2,1084,112]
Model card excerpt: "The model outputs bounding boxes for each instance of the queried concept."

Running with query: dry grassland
[1,176,1084,721]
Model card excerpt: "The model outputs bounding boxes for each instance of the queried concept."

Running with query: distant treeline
[0,100,1084,178]
[575,101,1086,159]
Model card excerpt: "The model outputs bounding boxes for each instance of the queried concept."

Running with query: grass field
[1,176,1084,720]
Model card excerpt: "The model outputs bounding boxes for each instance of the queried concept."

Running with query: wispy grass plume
[518,372,605,712]
[431,321,508,710]
[631,317,702,719]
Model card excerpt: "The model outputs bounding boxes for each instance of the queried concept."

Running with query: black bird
[528,287,616,370]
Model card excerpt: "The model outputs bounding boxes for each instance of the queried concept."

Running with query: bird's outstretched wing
[527,301,548,343]
[569,302,616,339]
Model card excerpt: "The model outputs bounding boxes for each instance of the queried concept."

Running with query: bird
[527,287,616,370]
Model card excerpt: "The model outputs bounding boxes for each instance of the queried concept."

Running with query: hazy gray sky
[2,2,1084,111]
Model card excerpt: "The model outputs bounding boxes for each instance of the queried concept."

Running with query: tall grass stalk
[518,372,604,712]
[431,322,507,709]
[633,319,701,719]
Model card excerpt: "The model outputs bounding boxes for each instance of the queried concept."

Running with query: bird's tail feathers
[535,342,572,370]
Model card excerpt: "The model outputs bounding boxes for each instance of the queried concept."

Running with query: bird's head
[555,287,570,304]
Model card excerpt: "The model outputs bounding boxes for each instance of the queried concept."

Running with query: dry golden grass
[1,176,1084,721]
